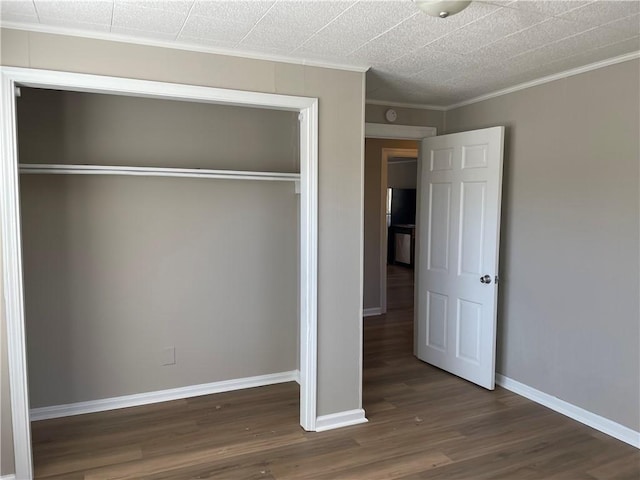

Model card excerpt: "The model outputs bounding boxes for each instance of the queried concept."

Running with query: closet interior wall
[17,88,301,409]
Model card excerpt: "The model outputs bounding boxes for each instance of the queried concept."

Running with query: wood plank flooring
[31,265,640,479]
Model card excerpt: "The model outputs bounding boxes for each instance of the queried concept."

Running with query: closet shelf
[18,164,301,182]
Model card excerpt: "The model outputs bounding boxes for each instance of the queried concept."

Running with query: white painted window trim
[0,66,318,479]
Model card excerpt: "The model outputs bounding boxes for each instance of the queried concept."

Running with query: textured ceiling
[1,0,639,107]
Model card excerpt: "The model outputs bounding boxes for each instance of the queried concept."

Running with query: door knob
[480,274,492,284]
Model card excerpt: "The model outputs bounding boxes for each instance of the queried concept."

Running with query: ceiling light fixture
[414,1,471,18]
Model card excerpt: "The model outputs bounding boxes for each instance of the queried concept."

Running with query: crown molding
[0,22,370,73]
[365,98,448,111]
[2,23,636,110]
[445,50,640,110]
[367,50,640,112]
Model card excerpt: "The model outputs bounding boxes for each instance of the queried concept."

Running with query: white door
[415,126,504,389]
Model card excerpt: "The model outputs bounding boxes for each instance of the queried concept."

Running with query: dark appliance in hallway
[387,188,416,267]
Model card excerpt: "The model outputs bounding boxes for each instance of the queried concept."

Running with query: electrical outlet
[161,346,176,366]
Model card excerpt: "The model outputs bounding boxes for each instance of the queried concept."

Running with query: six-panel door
[416,127,504,389]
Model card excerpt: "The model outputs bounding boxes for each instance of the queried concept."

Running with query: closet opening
[0,67,318,479]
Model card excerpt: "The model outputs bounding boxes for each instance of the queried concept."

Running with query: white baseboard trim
[363,307,383,317]
[315,408,368,432]
[496,374,640,449]
[0,474,16,480]
[30,370,299,422]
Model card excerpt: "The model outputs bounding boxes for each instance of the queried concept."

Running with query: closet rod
[18,164,300,182]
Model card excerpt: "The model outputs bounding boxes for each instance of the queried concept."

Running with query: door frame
[380,148,418,314]
[364,123,436,316]
[1,66,318,479]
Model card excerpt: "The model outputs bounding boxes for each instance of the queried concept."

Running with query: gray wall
[18,89,300,172]
[363,139,418,310]
[20,176,298,408]
[17,89,299,409]
[364,67,640,432]
[445,59,640,431]
[1,28,365,477]
[388,161,417,189]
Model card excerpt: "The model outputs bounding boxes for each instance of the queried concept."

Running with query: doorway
[384,149,418,315]
[363,122,436,321]
[364,142,419,370]
[363,122,505,427]
[364,142,420,318]
[361,124,432,412]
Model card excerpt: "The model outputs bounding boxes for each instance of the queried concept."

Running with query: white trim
[0,66,33,480]
[496,374,640,449]
[446,51,640,110]
[358,73,367,414]
[298,99,318,433]
[1,67,318,479]
[365,98,447,111]
[315,409,368,432]
[363,307,383,317]
[365,123,437,140]
[367,52,640,112]
[0,474,16,480]
[19,163,300,183]
[30,371,299,422]
[1,67,310,111]
[0,22,369,74]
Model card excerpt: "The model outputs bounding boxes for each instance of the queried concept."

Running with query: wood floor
[31,265,639,479]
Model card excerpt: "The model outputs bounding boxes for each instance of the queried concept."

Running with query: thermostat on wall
[385,108,397,123]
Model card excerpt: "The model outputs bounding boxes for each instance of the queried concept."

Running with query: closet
[17,87,301,415]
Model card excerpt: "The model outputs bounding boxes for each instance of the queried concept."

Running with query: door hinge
[14,86,21,98]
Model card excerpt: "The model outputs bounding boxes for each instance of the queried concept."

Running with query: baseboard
[363,307,383,317]
[0,474,16,480]
[496,374,640,449]
[315,408,368,432]
[30,370,299,421]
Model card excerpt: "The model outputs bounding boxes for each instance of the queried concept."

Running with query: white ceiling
[1,0,639,107]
